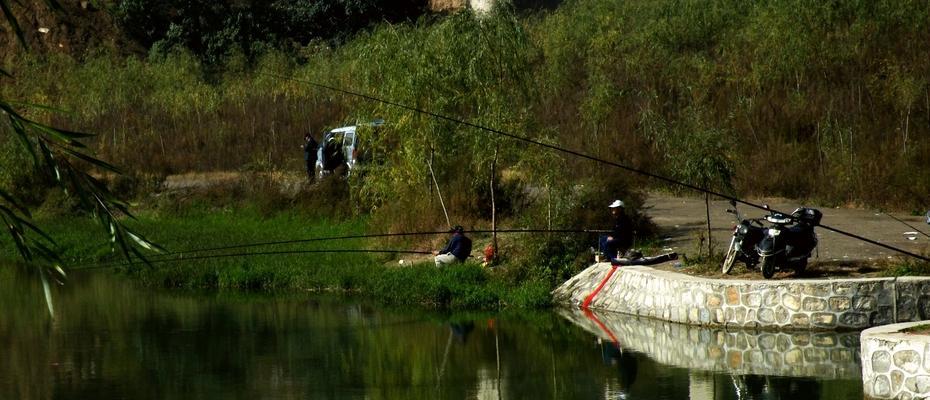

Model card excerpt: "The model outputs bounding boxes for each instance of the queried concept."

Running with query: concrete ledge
[552,263,930,330]
[559,307,861,379]
[861,321,930,399]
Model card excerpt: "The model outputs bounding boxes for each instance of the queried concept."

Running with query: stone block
[833,282,853,295]
[734,307,747,323]
[872,307,894,325]
[791,333,811,346]
[803,297,827,312]
[873,350,892,373]
[727,350,743,368]
[758,334,776,350]
[776,335,791,352]
[915,375,930,394]
[839,312,868,328]
[804,348,829,363]
[895,350,922,374]
[726,287,740,305]
[812,313,836,327]
[899,296,917,321]
[919,296,930,320]
[759,309,775,324]
[812,333,836,347]
[743,293,762,307]
[831,349,853,363]
[925,344,930,373]
[763,291,779,307]
[829,296,851,311]
[791,314,810,327]
[802,284,831,297]
[747,309,756,323]
[892,370,905,394]
[872,375,891,397]
[784,348,803,365]
[745,349,764,364]
[854,295,877,311]
[775,306,789,324]
[706,294,722,308]
[784,294,801,311]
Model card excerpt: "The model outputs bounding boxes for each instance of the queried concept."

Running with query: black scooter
[755,207,821,279]
[722,200,765,274]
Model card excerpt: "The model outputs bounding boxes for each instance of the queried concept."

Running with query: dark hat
[451,225,464,233]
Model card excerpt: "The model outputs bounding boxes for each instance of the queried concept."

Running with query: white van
[314,120,383,180]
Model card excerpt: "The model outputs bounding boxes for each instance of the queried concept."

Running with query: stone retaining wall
[861,322,930,399]
[552,263,930,330]
[559,308,861,379]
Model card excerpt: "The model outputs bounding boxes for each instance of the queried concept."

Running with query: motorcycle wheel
[794,258,808,275]
[722,236,738,275]
[761,256,776,279]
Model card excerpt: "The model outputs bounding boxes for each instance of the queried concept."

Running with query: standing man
[599,200,633,261]
[303,132,318,182]
[434,226,472,266]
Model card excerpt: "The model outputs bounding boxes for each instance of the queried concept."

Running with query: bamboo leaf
[0,67,11,79]
[37,140,61,181]
[8,114,39,166]
[58,146,122,174]
[39,268,55,318]
[29,121,88,147]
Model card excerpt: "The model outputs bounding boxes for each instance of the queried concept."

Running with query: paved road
[646,194,929,263]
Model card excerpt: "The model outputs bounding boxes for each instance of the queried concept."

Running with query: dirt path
[646,193,929,263]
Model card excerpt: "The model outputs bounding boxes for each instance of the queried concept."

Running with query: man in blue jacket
[434,226,472,266]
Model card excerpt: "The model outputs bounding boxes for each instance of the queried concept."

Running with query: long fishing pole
[72,248,434,271]
[260,72,930,263]
[73,228,610,269]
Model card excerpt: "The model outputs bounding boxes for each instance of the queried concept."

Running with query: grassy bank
[0,202,556,310]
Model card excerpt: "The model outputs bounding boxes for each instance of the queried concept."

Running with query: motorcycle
[722,200,766,274]
[755,206,821,279]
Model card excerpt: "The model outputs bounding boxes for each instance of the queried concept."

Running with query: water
[0,269,864,399]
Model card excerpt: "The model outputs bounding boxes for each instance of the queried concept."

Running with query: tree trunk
[705,191,713,255]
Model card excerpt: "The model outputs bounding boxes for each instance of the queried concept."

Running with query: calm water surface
[0,270,864,399]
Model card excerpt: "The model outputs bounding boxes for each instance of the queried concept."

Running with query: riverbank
[553,263,930,330]
[0,206,553,310]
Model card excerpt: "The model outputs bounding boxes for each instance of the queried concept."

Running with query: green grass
[0,206,553,310]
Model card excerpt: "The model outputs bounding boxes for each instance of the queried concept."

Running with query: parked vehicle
[721,200,766,274]
[314,120,383,180]
[755,207,821,279]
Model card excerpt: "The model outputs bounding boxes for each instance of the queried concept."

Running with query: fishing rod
[72,248,434,271]
[73,228,610,269]
[260,72,930,263]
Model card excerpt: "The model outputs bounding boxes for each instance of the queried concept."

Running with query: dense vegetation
[3,0,930,305]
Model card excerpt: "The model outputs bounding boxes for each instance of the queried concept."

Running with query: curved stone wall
[861,322,930,399]
[552,263,930,330]
[559,307,862,379]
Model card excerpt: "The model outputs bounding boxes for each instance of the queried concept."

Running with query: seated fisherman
[433,226,472,267]
[599,200,633,261]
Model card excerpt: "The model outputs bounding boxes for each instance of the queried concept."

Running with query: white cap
[608,200,625,208]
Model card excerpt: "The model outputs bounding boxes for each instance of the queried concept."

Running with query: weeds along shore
[0,180,575,310]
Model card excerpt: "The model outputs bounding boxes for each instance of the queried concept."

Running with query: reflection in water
[562,307,863,399]
[0,269,863,399]
[561,307,862,379]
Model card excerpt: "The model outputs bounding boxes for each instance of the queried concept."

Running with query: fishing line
[73,228,609,269]
[260,72,930,263]
[72,248,434,271]
[883,212,930,239]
